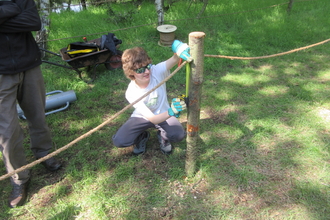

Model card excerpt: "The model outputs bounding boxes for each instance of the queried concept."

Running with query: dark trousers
[0,66,52,185]
[112,116,186,148]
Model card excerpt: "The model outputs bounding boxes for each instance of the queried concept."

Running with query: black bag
[100,33,122,55]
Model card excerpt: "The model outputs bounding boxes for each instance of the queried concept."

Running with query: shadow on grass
[194,52,330,218]
[2,55,330,219]
[2,1,330,217]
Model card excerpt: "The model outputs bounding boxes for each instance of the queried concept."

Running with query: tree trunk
[35,0,50,58]
[81,0,87,10]
[197,0,208,18]
[67,0,72,11]
[155,0,164,26]
[287,0,294,14]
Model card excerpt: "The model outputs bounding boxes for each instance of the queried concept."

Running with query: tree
[36,0,50,57]
[81,0,87,10]
[287,0,294,14]
[188,0,208,18]
[197,0,208,18]
[155,0,164,26]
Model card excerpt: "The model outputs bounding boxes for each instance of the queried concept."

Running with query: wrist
[168,108,175,116]
[168,108,180,118]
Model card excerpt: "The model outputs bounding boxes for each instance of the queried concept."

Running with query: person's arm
[136,98,186,125]
[145,111,171,125]
[0,1,21,24]
[0,0,41,33]
[133,102,171,125]
[165,53,180,70]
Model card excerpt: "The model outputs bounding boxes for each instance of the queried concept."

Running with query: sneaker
[157,130,172,155]
[133,131,150,155]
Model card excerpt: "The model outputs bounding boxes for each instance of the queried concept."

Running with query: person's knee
[168,131,186,143]
[112,135,130,148]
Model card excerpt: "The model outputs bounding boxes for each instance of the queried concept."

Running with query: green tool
[178,62,190,105]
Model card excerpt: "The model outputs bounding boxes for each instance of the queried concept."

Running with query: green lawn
[1,0,330,219]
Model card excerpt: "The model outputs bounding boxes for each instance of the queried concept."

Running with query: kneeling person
[112,46,188,155]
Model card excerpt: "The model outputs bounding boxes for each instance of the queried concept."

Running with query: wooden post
[185,32,205,177]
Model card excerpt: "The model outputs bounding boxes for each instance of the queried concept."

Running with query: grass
[1,0,330,219]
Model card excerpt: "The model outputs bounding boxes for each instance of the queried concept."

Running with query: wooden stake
[185,32,205,177]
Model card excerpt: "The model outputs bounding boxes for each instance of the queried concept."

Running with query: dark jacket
[0,0,42,74]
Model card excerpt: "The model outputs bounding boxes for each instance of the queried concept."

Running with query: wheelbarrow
[41,34,122,82]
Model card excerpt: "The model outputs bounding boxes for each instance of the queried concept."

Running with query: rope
[2,38,329,181]
[0,62,188,182]
[2,0,324,181]
[204,38,330,60]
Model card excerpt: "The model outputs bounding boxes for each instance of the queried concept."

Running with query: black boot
[38,156,62,171]
[8,180,29,208]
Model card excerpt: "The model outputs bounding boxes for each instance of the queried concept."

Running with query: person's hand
[171,40,193,62]
[168,98,187,118]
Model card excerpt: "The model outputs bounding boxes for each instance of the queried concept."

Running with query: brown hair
[121,47,152,80]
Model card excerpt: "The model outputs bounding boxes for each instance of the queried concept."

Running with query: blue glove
[168,108,180,118]
[172,40,193,62]
[168,98,187,118]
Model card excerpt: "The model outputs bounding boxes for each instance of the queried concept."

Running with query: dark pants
[112,116,186,148]
[0,66,52,185]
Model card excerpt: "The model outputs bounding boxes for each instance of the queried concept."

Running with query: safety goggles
[135,64,152,74]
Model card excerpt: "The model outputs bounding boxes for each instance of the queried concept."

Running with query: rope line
[0,62,187,182]
[204,38,330,60]
[166,2,289,22]
[3,36,328,181]
[1,0,324,182]
[2,38,329,181]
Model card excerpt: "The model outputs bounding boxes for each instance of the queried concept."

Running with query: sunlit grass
[1,0,330,219]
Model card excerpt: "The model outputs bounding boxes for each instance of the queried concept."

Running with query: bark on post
[185,32,205,177]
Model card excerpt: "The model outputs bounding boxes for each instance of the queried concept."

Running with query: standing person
[0,0,62,208]
[112,42,191,155]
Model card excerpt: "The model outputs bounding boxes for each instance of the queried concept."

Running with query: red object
[178,58,183,67]
[83,37,87,42]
